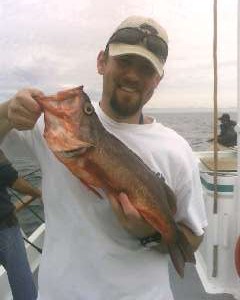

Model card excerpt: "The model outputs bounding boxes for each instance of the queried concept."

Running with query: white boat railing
[196,150,240,299]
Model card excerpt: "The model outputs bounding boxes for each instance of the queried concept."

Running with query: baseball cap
[106,16,168,76]
[218,113,230,121]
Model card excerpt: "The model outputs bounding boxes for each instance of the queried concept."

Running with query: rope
[23,237,42,254]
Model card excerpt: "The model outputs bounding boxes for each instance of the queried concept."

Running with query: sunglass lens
[110,28,143,45]
[146,36,168,62]
[109,28,168,62]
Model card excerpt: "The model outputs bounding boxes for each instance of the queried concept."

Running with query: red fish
[36,86,195,277]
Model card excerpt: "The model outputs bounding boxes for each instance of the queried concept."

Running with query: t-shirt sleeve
[173,152,208,236]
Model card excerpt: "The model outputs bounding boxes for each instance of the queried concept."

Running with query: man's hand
[7,88,44,130]
[107,192,156,238]
[107,192,204,253]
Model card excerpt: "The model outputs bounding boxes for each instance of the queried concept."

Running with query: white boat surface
[196,150,240,300]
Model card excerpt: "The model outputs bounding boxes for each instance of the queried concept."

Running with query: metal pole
[212,0,219,278]
[237,0,240,234]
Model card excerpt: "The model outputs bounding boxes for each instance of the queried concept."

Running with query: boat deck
[32,263,237,299]
[170,263,236,300]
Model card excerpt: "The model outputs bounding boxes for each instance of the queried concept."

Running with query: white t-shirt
[1,103,207,300]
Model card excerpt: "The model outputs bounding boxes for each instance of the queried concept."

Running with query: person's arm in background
[12,177,42,211]
[12,177,41,199]
[0,150,42,210]
[0,101,13,139]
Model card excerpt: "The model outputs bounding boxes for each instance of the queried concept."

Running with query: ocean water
[149,110,237,151]
[151,111,212,151]
[8,110,237,235]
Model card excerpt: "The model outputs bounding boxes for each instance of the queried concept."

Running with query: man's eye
[117,58,130,66]
[142,65,155,76]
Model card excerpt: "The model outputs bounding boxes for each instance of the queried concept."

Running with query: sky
[0,0,238,109]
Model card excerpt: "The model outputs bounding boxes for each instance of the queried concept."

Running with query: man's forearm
[0,101,13,140]
[15,195,37,211]
[178,223,204,251]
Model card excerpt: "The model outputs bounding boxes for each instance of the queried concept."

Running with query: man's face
[98,52,161,118]
[221,118,229,124]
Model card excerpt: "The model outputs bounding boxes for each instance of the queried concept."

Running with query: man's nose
[123,65,141,81]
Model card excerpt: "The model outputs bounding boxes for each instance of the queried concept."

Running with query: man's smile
[117,84,139,94]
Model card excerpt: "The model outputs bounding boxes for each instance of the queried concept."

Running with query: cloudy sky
[0,0,238,109]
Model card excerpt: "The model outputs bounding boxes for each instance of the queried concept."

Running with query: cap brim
[109,43,164,76]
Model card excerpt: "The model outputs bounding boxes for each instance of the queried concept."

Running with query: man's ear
[97,51,106,75]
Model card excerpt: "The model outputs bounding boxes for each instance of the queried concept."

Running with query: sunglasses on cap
[107,27,168,63]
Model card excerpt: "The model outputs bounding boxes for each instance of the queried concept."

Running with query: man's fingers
[27,88,45,97]
[107,192,156,238]
[9,103,39,120]
[15,89,43,114]
[107,192,120,210]
[7,88,44,130]
[108,192,142,221]
[118,192,141,219]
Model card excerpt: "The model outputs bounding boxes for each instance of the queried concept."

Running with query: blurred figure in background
[217,113,237,147]
[0,148,41,300]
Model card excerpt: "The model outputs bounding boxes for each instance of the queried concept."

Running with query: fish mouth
[56,140,94,158]
[59,147,90,158]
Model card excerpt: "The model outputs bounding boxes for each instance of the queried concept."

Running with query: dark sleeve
[0,163,18,187]
[219,124,224,135]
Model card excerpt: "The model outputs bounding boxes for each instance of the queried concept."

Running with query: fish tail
[168,230,195,278]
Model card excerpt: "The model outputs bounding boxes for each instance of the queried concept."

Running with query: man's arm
[0,101,13,140]
[178,223,204,251]
[14,195,41,212]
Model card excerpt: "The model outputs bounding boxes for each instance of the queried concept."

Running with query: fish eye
[84,103,94,115]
